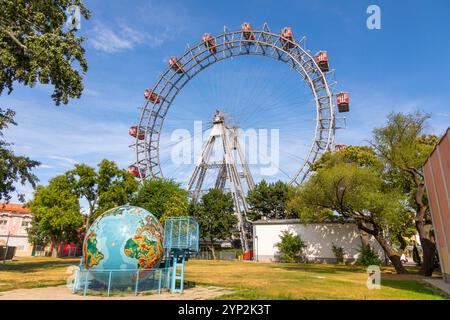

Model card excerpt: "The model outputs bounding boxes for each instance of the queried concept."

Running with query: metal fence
[164,217,199,252]
[72,268,174,296]
[191,251,237,260]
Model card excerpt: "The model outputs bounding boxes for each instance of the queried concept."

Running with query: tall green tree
[131,178,189,222]
[289,147,411,274]
[66,159,138,228]
[0,0,91,105]
[28,175,83,257]
[0,108,39,202]
[246,180,295,220]
[371,112,438,276]
[191,189,237,259]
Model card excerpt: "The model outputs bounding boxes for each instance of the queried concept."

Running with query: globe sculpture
[81,205,164,286]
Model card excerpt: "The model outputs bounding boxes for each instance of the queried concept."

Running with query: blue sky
[2,0,450,202]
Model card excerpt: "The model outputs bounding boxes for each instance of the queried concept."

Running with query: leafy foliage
[311,145,383,172]
[190,189,237,259]
[28,175,83,255]
[356,245,381,266]
[0,0,91,105]
[246,180,295,220]
[132,178,189,222]
[331,244,345,264]
[371,111,438,276]
[275,230,306,263]
[0,108,39,202]
[66,159,138,227]
[288,146,409,273]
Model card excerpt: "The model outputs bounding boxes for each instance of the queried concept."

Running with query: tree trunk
[357,223,408,274]
[414,182,437,276]
[374,234,408,274]
[85,215,90,230]
[359,229,370,249]
[208,238,216,260]
[57,241,65,258]
[50,238,58,258]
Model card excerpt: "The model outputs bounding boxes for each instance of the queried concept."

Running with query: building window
[0,220,7,226]
[21,221,30,227]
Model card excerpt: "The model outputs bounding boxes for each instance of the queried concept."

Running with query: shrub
[356,245,381,266]
[331,243,345,264]
[275,230,306,263]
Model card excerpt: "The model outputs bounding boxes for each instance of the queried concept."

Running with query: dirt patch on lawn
[0,285,233,300]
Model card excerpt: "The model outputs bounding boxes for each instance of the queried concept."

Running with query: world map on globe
[82,206,164,272]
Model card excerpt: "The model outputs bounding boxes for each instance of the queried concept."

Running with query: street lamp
[255,235,259,262]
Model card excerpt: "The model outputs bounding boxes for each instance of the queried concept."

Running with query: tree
[371,112,438,276]
[0,108,39,202]
[66,159,138,228]
[131,178,189,222]
[0,0,91,105]
[28,175,83,257]
[289,147,410,274]
[311,145,383,172]
[246,180,295,220]
[275,230,306,263]
[191,189,237,259]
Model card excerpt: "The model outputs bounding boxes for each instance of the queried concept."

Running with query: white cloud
[88,22,176,53]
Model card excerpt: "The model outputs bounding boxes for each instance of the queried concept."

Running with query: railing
[191,251,237,260]
[72,267,173,296]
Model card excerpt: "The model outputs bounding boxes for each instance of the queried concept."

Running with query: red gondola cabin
[168,56,184,74]
[128,165,145,178]
[334,144,347,151]
[143,89,161,103]
[336,92,349,112]
[315,51,329,73]
[202,33,217,54]
[241,22,255,41]
[280,27,295,49]
[129,125,145,140]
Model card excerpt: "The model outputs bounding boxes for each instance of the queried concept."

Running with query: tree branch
[0,27,28,50]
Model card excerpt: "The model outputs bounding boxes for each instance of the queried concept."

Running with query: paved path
[423,279,450,295]
[0,285,233,300]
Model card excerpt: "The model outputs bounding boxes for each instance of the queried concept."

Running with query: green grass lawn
[0,257,448,300]
[0,257,80,292]
[184,260,449,300]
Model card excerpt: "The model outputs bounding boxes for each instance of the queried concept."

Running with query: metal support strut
[187,110,254,252]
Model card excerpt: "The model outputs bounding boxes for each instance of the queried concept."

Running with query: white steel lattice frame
[133,23,338,186]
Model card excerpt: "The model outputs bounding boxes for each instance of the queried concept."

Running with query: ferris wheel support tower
[187,110,254,252]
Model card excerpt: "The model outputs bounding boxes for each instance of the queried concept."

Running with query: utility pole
[2,232,10,264]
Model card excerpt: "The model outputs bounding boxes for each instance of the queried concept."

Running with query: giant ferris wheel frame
[133,23,341,186]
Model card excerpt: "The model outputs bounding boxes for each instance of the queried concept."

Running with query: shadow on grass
[381,279,449,299]
[268,263,366,275]
[0,259,79,273]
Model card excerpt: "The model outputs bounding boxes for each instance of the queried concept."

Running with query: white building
[252,219,385,263]
[0,203,34,257]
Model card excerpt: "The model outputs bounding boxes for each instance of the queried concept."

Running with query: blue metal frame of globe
[81,205,164,288]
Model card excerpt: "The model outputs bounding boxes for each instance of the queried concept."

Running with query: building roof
[423,127,450,166]
[252,218,353,225]
[0,203,32,214]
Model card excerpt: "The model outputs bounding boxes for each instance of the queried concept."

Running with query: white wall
[253,222,384,263]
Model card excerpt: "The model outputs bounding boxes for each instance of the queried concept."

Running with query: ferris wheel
[128,22,350,254]
[128,22,350,186]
